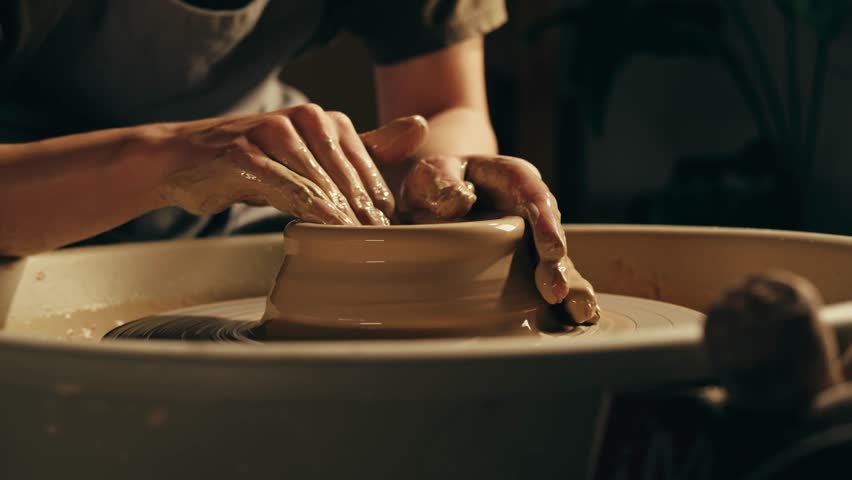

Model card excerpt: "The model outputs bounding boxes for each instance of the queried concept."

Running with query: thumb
[359,115,429,165]
[402,155,477,222]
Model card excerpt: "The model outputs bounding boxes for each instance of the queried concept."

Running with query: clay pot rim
[283,216,528,248]
[285,215,525,234]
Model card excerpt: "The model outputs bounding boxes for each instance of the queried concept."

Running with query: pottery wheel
[103,294,702,342]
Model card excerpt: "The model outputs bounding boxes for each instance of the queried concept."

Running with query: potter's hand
[377,153,601,324]
[157,104,425,225]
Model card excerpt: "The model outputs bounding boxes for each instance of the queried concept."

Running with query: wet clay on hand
[157,104,599,324]
[261,216,563,339]
[556,257,601,325]
[397,154,601,324]
[157,106,427,226]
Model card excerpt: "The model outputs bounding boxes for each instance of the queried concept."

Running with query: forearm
[416,106,498,158]
[0,127,167,256]
[374,37,497,160]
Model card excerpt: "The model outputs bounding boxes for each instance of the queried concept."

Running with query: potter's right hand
[154,104,423,225]
[378,152,601,325]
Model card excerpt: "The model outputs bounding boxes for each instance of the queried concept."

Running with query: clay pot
[262,216,554,338]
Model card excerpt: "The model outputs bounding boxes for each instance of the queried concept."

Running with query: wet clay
[103,216,601,342]
[104,316,262,342]
[562,258,602,325]
[160,111,428,227]
[260,215,600,338]
[394,152,592,317]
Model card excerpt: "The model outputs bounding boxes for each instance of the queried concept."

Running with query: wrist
[123,123,178,209]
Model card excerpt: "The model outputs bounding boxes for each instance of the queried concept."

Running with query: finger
[560,257,602,325]
[248,113,358,223]
[328,111,395,219]
[235,141,352,225]
[402,155,477,221]
[465,155,563,259]
[239,195,268,207]
[289,104,388,225]
[465,156,569,304]
[359,115,429,165]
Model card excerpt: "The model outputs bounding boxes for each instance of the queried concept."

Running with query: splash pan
[3,225,852,480]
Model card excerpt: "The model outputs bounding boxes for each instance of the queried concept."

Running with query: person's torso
[1,0,329,138]
[0,0,337,243]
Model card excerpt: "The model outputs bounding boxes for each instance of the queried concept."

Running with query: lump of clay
[703,270,842,413]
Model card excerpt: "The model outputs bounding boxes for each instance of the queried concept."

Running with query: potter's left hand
[361,140,601,324]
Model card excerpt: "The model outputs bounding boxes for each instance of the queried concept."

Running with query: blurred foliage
[530,0,850,229]
[530,0,848,138]
[530,1,724,134]
[783,0,849,40]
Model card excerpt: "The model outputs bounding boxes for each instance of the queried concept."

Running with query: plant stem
[723,0,788,143]
[785,13,802,154]
[804,38,829,178]
[676,21,772,142]
[717,39,774,141]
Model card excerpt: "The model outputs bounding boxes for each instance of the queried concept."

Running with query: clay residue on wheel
[103,316,263,342]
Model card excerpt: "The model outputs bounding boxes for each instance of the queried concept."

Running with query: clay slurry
[102,294,698,342]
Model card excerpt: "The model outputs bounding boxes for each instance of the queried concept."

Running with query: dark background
[281,0,852,235]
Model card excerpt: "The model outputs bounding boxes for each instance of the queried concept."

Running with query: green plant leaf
[774,0,794,17]
[791,0,849,40]
[573,40,628,134]
[570,10,629,134]
[629,4,723,57]
[542,1,724,135]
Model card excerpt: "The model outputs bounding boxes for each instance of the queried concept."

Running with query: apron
[1,0,327,245]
